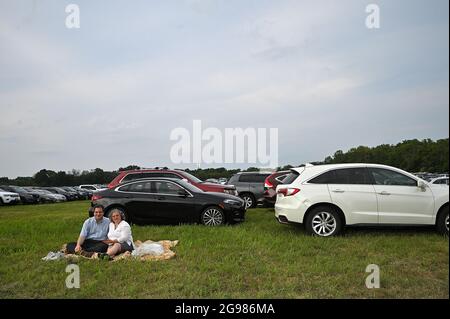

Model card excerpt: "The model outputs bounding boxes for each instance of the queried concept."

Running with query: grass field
[0,201,448,298]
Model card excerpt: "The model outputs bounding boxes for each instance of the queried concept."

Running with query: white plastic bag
[131,242,164,257]
[42,251,65,261]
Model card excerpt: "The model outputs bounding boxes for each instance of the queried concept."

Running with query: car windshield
[178,171,203,183]
[11,186,27,192]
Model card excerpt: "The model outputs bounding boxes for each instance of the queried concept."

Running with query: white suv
[275,163,449,237]
[0,188,21,205]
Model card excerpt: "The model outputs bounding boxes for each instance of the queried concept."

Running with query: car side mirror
[418,180,427,191]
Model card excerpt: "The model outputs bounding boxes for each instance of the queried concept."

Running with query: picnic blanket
[115,240,179,261]
[44,240,179,261]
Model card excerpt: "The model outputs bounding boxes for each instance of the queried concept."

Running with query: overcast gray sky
[0,0,448,178]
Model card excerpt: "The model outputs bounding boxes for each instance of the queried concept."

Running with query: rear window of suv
[238,174,270,183]
[282,171,300,184]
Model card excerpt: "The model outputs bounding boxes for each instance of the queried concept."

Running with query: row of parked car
[0,184,106,205]
[3,165,448,237]
[89,165,449,237]
[413,173,449,185]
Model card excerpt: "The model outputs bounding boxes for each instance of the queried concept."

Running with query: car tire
[240,193,256,209]
[305,206,343,237]
[0,197,4,205]
[106,207,132,225]
[201,206,225,226]
[436,206,449,236]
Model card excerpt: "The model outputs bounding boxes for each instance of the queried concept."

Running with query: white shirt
[107,221,134,247]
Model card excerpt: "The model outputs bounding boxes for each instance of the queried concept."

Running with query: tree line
[323,138,448,173]
[0,138,447,187]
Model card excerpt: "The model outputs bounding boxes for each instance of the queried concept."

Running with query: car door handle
[157,196,166,200]
[378,191,391,196]
[331,189,345,193]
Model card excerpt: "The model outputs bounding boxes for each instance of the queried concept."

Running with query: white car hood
[0,191,19,196]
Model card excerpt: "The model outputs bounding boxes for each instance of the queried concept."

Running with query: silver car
[227,172,271,209]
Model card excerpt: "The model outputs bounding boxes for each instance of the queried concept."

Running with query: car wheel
[436,206,449,236]
[305,206,343,237]
[106,207,132,225]
[201,206,225,226]
[0,198,4,205]
[240,193,255,209]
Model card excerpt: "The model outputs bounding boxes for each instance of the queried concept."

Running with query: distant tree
[70,169,81,176]
[34,169,57,186]
[14,177,35,186]
[119,165,141,171]
[277,165,293,171]
[55,171,69,186]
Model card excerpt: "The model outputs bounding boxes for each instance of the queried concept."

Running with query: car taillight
[264,178,273,189]
[277,188,300,196]
[91,194,103,201]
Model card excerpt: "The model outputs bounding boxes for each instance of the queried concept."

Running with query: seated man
[66,204,110,254]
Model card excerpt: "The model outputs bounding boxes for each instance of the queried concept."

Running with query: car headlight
[223,199,241,205]
[224,189,235,195]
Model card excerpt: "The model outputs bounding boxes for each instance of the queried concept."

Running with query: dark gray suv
[227,172,271,209]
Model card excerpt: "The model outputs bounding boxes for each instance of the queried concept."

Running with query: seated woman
[102,209,134,258]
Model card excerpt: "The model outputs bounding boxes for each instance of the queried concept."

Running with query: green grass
[0,201,448,298]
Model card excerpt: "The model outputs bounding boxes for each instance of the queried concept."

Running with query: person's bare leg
[107,243,122,257]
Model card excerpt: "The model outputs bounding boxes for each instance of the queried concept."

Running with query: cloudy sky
[0,0,448,178]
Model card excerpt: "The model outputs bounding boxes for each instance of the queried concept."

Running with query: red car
[108,168,238,196]
[263,170,290,206]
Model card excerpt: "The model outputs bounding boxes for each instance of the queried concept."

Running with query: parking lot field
[0,201,448,298]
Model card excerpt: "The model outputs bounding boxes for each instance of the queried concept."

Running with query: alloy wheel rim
[203,208,223,226]
[445,214,449,232]
[312,212,337,236]
[243,196,253,209]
